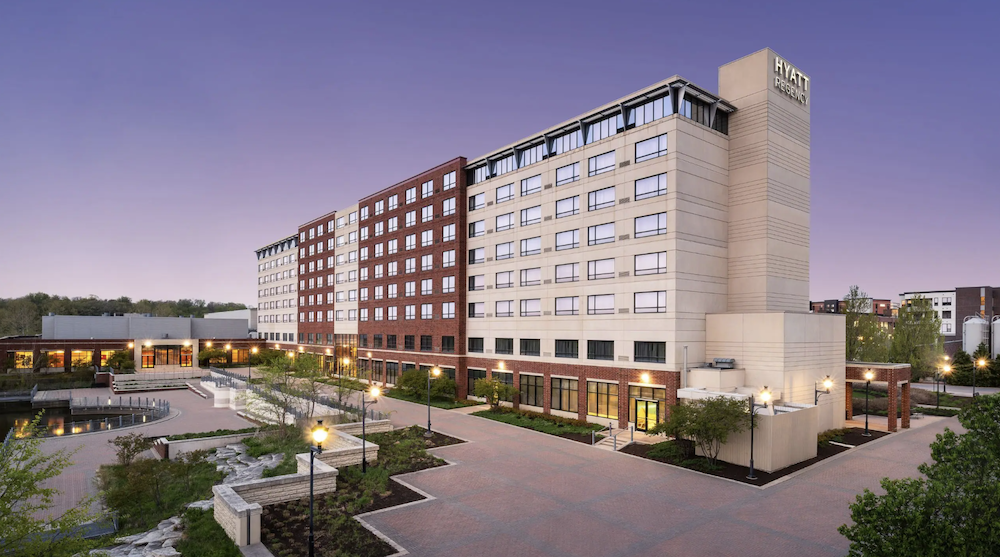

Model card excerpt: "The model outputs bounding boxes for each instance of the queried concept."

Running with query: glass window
[586,114,621,143]
[520,237,541,256]
[496,183,514,203]
[556,229,579,251]
[442,275,455,293]
[421,278,433,295]
[635,291,666,313]
[495,338,514,355]
[360,206,369,220]
[635,173,667,200]
[422,179,434,198]
[496,300,514,318]
[420,335,433,351]
[520,206,541,226]
[520,267,541,286]
[556,162,580,186]
[635,251,667,275]
[492,154,516,177]
[588,294,615,315]
[520,374,543,405]
[360,226,369,241]
[469,274,484,291]
[469,338,484,353]
[469,248,485,264]
[496,212,514,231]
[634,341,666,364]
[405,258,416,273]
[375,243,384,258]
[469,302,485,318]
[587,151,615,176]
[636,133,668,163]
[589,186,615,211]
[421,229,434,247]
[443,197,456,216]
[421,205,433,223]
[375,200,385,215]
[520,175,542,196]
[405,234,416,250]
[469,220,485,237]
[588,258,615,280]
[551,130,581,155]
[443,171,456,191]
[388,216,398,232]
[421,253,433,270]
[374,222,384,236]
[555,296,579,316]
[442,302,456,319]
[587,380,618,418]
[468,367,486,395]
[555,262,579,283]
[443,250,456,268]
[405,305,416,320]
[635,213,667,238]
[388,239,398,254]
[496,242,514,260]
[405,210,417,227]
[588,223,615,245]
[629,94,671,127]
[388,194,399,211]
[421,303,433,319]
[388,261,398,276]
[520,299,541,317]
[469,193,485,211]
[556,196,579,218]
[519,144,545,167]
[551,378,578,411]
[496,271,513,289]
[406,187,417,204]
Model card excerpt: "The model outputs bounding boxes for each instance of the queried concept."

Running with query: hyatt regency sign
[774,56,809,105]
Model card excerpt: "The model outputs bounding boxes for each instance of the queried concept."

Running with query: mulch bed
[423,430,464,448]
[838,427,890,446]
[558,431,598,444]
[621,440,851,486]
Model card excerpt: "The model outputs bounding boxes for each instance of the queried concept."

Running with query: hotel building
[255,234,299,344]
[268,48,845,437]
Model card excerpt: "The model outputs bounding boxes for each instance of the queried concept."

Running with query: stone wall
[332,419,392,437]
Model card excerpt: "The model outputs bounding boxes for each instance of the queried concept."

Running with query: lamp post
[308,421,328,557]
[862,369,875,437]
[974,358,986,397]
[248,346,258,383]
[425,367,441,438]
[225,343,232,366]
[939,365,951,406]
[360,386,380,473]
[814,375,834,405]
[747,387,771,481]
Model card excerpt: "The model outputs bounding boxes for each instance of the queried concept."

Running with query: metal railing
[0,384,38,402]
[1,427,14,453]
[70,395,170,417]
[592,422,612,446]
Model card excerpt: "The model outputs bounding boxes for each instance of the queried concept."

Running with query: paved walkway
[341,391,955,557]
[910,382,999,397]
[37,387,254,519]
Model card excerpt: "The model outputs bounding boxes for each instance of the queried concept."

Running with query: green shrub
[471,407,602,436]
[818,428,847,446]
[166,426,274,441]
[177,508,241,557]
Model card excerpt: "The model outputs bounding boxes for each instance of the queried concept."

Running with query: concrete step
[594,429,633,451]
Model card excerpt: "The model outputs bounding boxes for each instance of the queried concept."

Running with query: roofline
[255,234,298,255]
[299,210,337,229]
[360,157,467,203]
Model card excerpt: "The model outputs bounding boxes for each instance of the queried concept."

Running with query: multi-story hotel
[255,234,299,344]
[263,48,845,437]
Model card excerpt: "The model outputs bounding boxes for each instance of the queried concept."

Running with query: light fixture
[864,369,875,381]
[759,387,771,405]
[367,352,372,358]
[225,344,232,351]
[298,346,304,352]
[325,349,331,355]
[183,341,191,347]
[370,386,381,398]
[311,422,328,445]
[432,367,441,377]
[251,347,258,354]
[127,342,134,349]
[206,341,212,348]
[640,372,650,384]
[822,376,834,390]
[943,364,951,373]
[815,376,834,404]
[144,341,152,347]
[274,343,280,350]
[977,358,987,368]
[498,361,505,370]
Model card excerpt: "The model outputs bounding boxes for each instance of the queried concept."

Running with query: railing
[111,369,204,381]
[202,373,245,389]
[1,427,13,453]
[71,395,171,417]
[208,366,253,382]
[0,383,38,402]
[592,422,612,446]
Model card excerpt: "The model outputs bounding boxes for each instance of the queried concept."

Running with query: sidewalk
[910,382,999,397]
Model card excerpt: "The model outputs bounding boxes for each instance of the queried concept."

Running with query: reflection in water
[2,402,130,438]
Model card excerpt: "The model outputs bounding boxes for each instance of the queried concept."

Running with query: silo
[992,317,1000,358]
[963,316,987,354]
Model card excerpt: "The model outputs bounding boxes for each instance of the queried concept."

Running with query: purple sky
[1,1,996,306]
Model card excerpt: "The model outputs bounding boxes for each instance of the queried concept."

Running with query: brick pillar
[618,377,629,429]
[542,372,551,414]
[887,376,898,432]
[665,371,679,422]
[845,384,853,420]
[578,378,588,422]
[901,382,911,429]
[512,372,520,410]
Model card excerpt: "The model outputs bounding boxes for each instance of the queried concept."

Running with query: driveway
[354,393,952,557]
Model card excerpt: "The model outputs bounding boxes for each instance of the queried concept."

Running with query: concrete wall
[191,318,249,340]
[332,419,392,437]
[42,314,248,341]
[159,432,255,460]
[707,403,819,473]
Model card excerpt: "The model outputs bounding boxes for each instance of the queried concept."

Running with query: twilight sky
[1,1,997,306]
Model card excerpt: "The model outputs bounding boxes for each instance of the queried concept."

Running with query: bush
[647,396,749,467]
[818,428,847,447]
[473,377,518,410]
[165,426,274,441]
[110,433,153,466]
[471,407,602,436]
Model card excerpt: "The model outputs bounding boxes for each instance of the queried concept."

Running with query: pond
[0,401,133,437]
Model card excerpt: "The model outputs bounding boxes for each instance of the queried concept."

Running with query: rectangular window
[469,274,484,291]
[421,278,433,295]
[442,197,456,216]
[421,229,433,247]
[405,305,416,320]
[405,234,416,250]
[387,306,398,321]
[588,294,615,315]
[586,114,621,143]
[556,196,579,218]
[629,94,671,127]
[405,282,416,297]
[551,378,578,411]
[420,335,433,351]
[588,186,615,211]
[360,247,369,261]
[634,291,666,313]
[551,130,581,155]
[519,373,543,406]
[520,299,541,317]
[520,206,542,227]
[405,211,417,227]
[495,338,514,355]
[496,242,514,260]
[387,284,398,299]
[520,175,542,196]
[555,229,579,251]
[388,194,399,211]
[587,151,615,176]
[360,206,369,220]
[495,271,513,288]
[469,220,485,237]
[422,179,434,198]
[373,334,383,349]
[388,216,398,232]
[406,187,417,204]
[496,300,514,318]
[468,337,484,353]
[496,183,514,203]
[469,302,485,318]
[469,248,485,264]
[374,222,384,236]
[421,303,433,319]
[442,250,456,268]
[421,205,433,223]
[469,193,485,211]
[520,267,541,287]
[375,243,384,258]
[388,239,398,254]
[635,252,667,275]
[405,258,416,273]
[634,341,666,364]
[635,173,667,200]
[519,144,545,167]
[492,154,516,177]
[374,307,383,321]
[441,301,456,319]
[556,162,580,186]
[635,133,668,163]
[360,226,369,241]
[555,262,579,283]
[443,171,456,191]
[496,212,514,232]
[555,296,579,316]
[554,340,578,359]
[635,213,667,238]
[442,224,456,242]
[588,258,615,280]
[442,336,455,353]
[588,223,615,245]
[468,368,486,396]
[587,380,618,418]
[472,165,489,184]
[520,237,541,256]
[386,335,397,349]
[375,200,385,215]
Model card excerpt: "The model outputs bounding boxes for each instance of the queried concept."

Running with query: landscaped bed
[260,425,463,557]
[382,388,482,409]
[471,407,604,443]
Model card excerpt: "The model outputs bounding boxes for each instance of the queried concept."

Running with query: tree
[109,433,153,466]
[948,349,974,385]
[292,353,325,418]
[245,353,304,433]
[0,299,39,336]
[0,417,98,556]
[647,396,750,468]
[838,394,1000,555]
[473,377,518,411]
[106,350,134,372]
[844,285,890,362]
[197,348,227,366]
[890,296,943,380]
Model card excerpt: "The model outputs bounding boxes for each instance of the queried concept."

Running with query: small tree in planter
[648,396,750,468]
[473,377,518,411]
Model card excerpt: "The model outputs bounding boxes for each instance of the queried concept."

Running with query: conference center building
[271,48,845,442]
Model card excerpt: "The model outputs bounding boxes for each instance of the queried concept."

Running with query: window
[421,278,433,295]
[471,165,489,184]
[520,175,542,196]
[442,223,456,242]
[405,234,416,250]
[469,275,484,291]
[388,306,398,321]
[468,338,484,353]
[388,238,398,254]
[373,334,383,348]
[406,187,417,204]
[556,162,580,186]
[555,229,579,251]
[635,213,667,238]
[420,335,433,351]
[587,380,618,418]
[469,302,485,318]
[634,341,666,364]
[388,261,398,276]
[421,229,433,247]
[635,133,668,162]
[421,303,433,319]
[375,200,385,215]
[496,183,514,203]
[629,94,672,126]
[421,205,433,223]
[588,223,615,245]
[520,206,541,226]
[405,258,416,273]
[495,338,514,355]
[375,243,384,258]
[360,247,369,261]
[360,206,369,220]
[405,282,415,297]
[588,294,615,315]
[586,114,621,143]
[374,307,384,321]
[360,226,369,241]
[496,300,514,317]
[387,284,398,299]
[360,287,369,301]
[555,296,579,316]
[635,173,667,200]
[349,270,358,282]
[374,285,384,300]
[520,267,541,287]
[442,197,456,216]
[588,258,615,280]
[405,210,416,227]
[496,242,514,260]
[551,378,578,411]
[469,248,485,264]
[555,262,579,283]
[588,186,615,211]
[360,308,368,321]
[388,194,398,211]
[443,250,456,268]
[635,291,666,313]
[556,196,579,218]
[942,310,953,319]
[375,264,385,279]
[496,212,514,232]
[634,251,667,275]
[469,220,485,237]
[520,374,543,405]
[443,171,456,191]
[374,221,384,236]
[555,340,579,359]
[387,216,398,232]
[520,237,541,256]
[442,302,455,319]
[551,130,581,155]
[442,336,455,353]
[588,151,615,176]
[405,305,416,320]
[469,193,485,211]
[422,179,434,198]
[386,335,397,349]
[520,299,541,317]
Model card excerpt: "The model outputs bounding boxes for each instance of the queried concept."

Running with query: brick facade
[296,210,338,346]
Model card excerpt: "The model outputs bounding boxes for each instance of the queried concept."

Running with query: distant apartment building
[901,286,1000,356]
[255,234,299,344]
[809,298,893,317]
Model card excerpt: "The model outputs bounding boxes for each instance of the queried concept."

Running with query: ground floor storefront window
[10,351,33,369]
[628,385,666,431]
[551,378,578,412]
[468,368,486,396]
[492,371,514,402]
[519,374,543,406]
[587,381,618,419]
[385,361,398,385]
[44,350,65,369]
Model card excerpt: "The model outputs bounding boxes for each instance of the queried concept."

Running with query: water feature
[0,401,133,437]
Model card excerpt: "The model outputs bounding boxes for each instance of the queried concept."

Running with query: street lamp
[939,365,952,405]
[425,367,441,438]
[974,358,987,397]
[862,369,875,437]
[360,387,381,473]
[814,375,834,405]
[248,347,258,383]
[308,420,328,557]
[747,387,771,480]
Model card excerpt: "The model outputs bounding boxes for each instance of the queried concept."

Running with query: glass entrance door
[635,399,659,432]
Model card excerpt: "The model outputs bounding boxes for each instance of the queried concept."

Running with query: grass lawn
[472,407,603,442]
[382,389,481,409]
[176,508,241,557]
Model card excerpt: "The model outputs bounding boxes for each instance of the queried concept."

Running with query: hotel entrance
[634,399,659,431]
